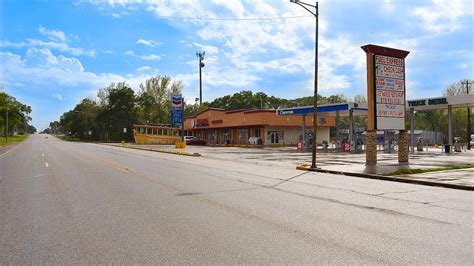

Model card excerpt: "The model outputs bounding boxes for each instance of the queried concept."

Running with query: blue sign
[171,94,183,125]
[276,104,364,116]
[172,95,183,109]
[171,109,183,124]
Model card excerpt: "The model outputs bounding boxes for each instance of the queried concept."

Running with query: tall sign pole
[361,44,410,165]
[462,79,471,150]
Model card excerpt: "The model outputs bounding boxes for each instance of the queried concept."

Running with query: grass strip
[56,135,82,142]
[0,134,28,147]
[385,164,474,176]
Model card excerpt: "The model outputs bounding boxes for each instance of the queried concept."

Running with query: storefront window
[221,129,231,144]
[237,129,249,144]
[267,131,283,144]
[254,128,261,138]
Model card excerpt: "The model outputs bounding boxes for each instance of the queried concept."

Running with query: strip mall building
[184,108,335,146]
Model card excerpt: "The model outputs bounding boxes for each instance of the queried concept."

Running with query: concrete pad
[105,143,474,190]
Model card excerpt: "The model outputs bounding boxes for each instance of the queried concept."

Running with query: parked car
[187,138,207,145]
[184,136,196,143]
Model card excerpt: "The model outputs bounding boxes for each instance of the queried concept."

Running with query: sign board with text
[374,54,407,130]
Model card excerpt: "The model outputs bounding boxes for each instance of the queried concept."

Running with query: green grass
[0,134,28,147]
[56,135,82,142]
[385,164,474,176]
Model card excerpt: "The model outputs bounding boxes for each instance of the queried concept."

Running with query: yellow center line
[76,150,131,173]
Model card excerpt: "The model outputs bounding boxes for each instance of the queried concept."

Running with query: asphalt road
[1,135,472,264]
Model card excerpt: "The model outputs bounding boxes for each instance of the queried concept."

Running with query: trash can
[417,142,423,151]
[444,144,450,153]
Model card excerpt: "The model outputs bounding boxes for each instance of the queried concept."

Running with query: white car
[184,136,196,143]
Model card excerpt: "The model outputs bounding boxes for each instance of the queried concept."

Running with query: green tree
[137,76,184,124]
[0,92,33,136]
[96,83,138,141]
[59,98,100,140]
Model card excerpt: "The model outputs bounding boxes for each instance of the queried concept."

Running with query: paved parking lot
[107,143,474,189]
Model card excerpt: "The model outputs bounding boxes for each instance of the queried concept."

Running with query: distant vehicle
[184,136,196,143]
[187,138,207,145]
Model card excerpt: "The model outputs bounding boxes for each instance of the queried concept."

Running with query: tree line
[47,76,183,142]
[0,92,36,137]
[47,76,472,144]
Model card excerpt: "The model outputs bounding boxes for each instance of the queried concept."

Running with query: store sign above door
[408,98,448,107]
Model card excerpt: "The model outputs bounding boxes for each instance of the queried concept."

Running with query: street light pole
[462,79,471,150]
[196,51,205,106]
[290,0,319,169]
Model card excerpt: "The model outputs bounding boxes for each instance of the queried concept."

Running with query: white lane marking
[42,153,44,157]
[0,135,32,157]
[0,144,21,157]
[45,162,49,168]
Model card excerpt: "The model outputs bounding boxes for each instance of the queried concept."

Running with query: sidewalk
[297,151,474,190]
[102,143,474,190]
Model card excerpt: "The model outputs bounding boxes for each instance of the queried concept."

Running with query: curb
[296,165,474,191]
[105,144,201,157]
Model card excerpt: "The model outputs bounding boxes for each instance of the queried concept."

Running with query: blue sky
[0,0,472,130]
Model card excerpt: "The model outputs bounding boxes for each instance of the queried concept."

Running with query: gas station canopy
[276,102,368,117]
[407,94,474,111]
[276,94,474,117]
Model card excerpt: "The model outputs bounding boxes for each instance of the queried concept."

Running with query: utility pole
[290,0,319,169]
[196,51,205,106]
[462,79,471,150]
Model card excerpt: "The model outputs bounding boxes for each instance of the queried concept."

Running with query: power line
[155,15,312,21]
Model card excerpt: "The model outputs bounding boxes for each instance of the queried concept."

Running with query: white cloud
[69,0,474,101]
[26,47,85,72]
[412,0,473,33]
[140,53,161,60]
[136,39,162,47]
[193,42,219,55]
[124,50,135,56]
[0,26,95,57]
[39,25,67,43]
[0,49,165,94]
[137,66,151,72]
[54,93,63,101]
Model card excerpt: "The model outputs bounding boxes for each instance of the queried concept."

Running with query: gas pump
[339,129,350,152]
[417,137,423,151]
[454,137,461,152]
[304,130,312,150]
[351,128,364,153]
[384,130,396,153]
